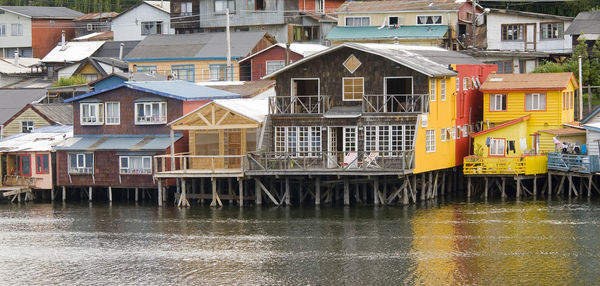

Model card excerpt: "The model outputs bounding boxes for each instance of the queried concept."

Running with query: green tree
[591,40,600,87]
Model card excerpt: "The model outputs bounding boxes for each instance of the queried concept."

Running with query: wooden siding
[73,87,183,135]
[473,119,529,157]
[2,109,52,138]
[127,60,241,82]
[31,19,76,59]
[587,130,600,156]
[337,11,459,28]
[330,38,444,47]
[250,46,303,81]
[539,132,585,154]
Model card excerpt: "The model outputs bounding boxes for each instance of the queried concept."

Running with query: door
[327,127,338,168]
[385,77,413,112]
[525,24,536,51]
[291,79,319,113]
[19,154,31,177]
[224,129,242,168]
[343,127,358,168]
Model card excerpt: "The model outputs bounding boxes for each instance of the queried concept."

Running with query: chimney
[60,30,66,51]
[13,51,19,67]
[119,43,124,60]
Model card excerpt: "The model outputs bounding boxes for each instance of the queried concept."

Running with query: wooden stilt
[467,177,472,198]
[374,177,380,205]
[210,178,223,207]
[298,179,304,204]
[343,177,350,206]
[547,173,552,196]
[199,178,205,204]
[179,179,190,207]
[135,187,139,202]
[440,172,446,195]
[62,186,66,202]
[315,177,321,206]
[501,177,506,198]
[238,178,244,206]
[432,172,439,199]
[516,176,521,199]
[108,186,112,202]
[354,183,361,203]
[158,180,163,207]
[88,186,93,202]
[533,175,537,198]
[255,178,262,205]
[568,175,573,199]
[402,179,409,205]
[484,177,488,199]
[588,176,593,197]
[556,176,566,196]
[51,188,55,201]
[227,178,233,204]
[411,175,417,203]
[421,173,426,201]
[284,177,291,206]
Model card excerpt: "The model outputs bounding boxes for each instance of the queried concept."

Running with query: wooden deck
[0,186,33,202]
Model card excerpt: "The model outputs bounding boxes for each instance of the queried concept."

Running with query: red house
[55,81,240,199]
[454,64,497,164]
[300,0,345,14]
[239,43,327,81]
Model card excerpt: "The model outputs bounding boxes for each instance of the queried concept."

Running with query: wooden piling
[343,177,350,206]
[315,177,321,206]
[255,178,262,205]
[516,177,521,199]
[467,177,471,198]
[51,188,55,201]
[210,178,223,207]
[374,177,380,205]
[484,177,488,199]
[547,173,552,196]
[88,186,93,202]
[108,186,112,202]
[158,180,163,207]
[284,177,291,206]
[135,187,139,202]
[62,186,66,202]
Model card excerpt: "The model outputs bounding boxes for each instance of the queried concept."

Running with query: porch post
[158,179,163,207]
[170,129,175,171]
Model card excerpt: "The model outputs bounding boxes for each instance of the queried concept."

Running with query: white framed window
[180,2,193,15]
[119,156,152,175]
[215,0,235,13]
[105,102,120,125]
[417,15,442,25]
[343,77,364,101]
[274,127,286,154]
[430,78,436,101]
[310,127,322,157]
[141,21,163,35]
[343,127,357,152]
[345,16,370,26]
[541,22,563,40]
[68,153,93,174]
[490,138,505,156]
[421,114,428,127]
[82,74,98,82]
[456,77,460,91]
[440,79,446,101]
[10,23,22,36]
[463,77,469,90]
[135,102,167,124]
[275,126,321,157]
[266,60,285,74]
[463,124,469,138]
[425,129,435,153]
[452,126,457,139]
[490,94,507,111]
[365,125,412,156]
[21,121,34,133]
[0,24,6,36]
[298,126,310,156]
[80,102,104,125]
[440,128,447,142]
[87,23,100,31]
[525,93,546,111]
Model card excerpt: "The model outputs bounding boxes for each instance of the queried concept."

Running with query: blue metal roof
[64,80,241,103]
[55,134,182,151]
[326,25,448,41]
[582,106,600,124]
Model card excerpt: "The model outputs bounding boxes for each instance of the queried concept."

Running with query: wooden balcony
[269,95,332,114]
[246,150,414,175]
[153,154,246,178]
[362,94,429,114]
[463,155,548,176]
[2,175,37,187]
[547,152,600,174]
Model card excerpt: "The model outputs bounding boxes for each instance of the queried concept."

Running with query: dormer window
[135,101,167,124]
[80,102,104,125]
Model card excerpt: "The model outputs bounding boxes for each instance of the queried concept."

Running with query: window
[36,154,49,174]
[310,127,321,157]
[495,61,513,74]
[365,126,411,157]
[463,77,469,90]
[49,20,55,26]
[136,65,157,73]
[209,64,230,81]
[181,2,193,15]
[440,79,446,101]
[570,91,574,109]
[440,128,447,142]
[293,26,320,41]
[80,103,104,125]
[525,93,546,111]
[274,127,321,157]
[141,21,163,35]
[10,23,22,36]
[0,24,5,36]
[345,16,370,26]
[541,22,563,40]
[563,92,567,110]
[68,153,93,174]
[490,94,507,111]
[215,0,235,12]
[417,15,442,25]
[298,127,310,156]
[490,138,505,156]
[456,77,460,92]
[81,74,98,82]
[135,102,167,124]
[172,64,195,82]
[425,129,435,152]
[389,16,399,26]
[120,156,152,175]
[266,60,285,74]
[21,121,34,133]
[501,24,523,41]
[274,127,286,154]
[87,23,100,31]
[463,124,469,138]
[343,77,364,101]
[105,102,120,125]
[17,154,31,176]
[430,78,436,101]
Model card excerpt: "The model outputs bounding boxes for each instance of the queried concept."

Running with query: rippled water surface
[1,199,600,285]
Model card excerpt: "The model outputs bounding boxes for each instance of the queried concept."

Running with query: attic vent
[490,78,504,82]
[343,54,362,74]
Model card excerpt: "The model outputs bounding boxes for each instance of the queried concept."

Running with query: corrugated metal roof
[55,134,180,151]
[0,125,72,152]
[480,72,576,91]
[65,80,241,103]
[565,12,600,35]
[73,31,114,41]
[41,41,105,63]
[264,43,459,79]
[0,6,84,19]
[74,12,119,21]
[32,103,73,125]
[0,57,42,75]
[335,0,462,13]
[125,31,270,60]
[200,80,275,98]
[92,41,140,58]
[0,89,46,125]
[490,9,573,22]
[326,25,448,41]
[240,43,327,63]
[538,127,586,136]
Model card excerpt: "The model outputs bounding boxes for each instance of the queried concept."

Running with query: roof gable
[0,6,84,19]
[565,11,600,35]
[480,72,577,92]
[472,115,530,137]
[169,99,268,128]
[41,41,105,63]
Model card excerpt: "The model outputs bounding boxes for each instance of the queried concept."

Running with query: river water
[0,199,599,285]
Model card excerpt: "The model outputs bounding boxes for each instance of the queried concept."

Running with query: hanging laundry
[508,140,516,153]
[486,137,491,146]
[520,138,527,150]
[553,137,561,145]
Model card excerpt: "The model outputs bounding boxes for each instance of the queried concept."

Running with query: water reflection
[0,200,598,284]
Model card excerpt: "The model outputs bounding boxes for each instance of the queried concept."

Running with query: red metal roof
[472,115,530,137]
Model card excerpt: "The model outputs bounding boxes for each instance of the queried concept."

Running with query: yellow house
[464,72,577,175]
[124,31,276,83]
[2,103,73,139]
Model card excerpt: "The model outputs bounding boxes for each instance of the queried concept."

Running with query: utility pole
[471,0,477,48]
[579,56,583,120]
[226,8,232,81]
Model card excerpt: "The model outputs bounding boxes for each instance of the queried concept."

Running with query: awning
[55,134,182,151]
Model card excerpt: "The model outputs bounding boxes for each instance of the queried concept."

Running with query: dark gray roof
[410,49,481,65]
[92,41,140,58]
[32,103,73,125]
[565,12,600,35]
[0,89,46,125]
[92,57,129,70]
[490,9,573,22]
[0,6,84,19]
[125,31,270,60]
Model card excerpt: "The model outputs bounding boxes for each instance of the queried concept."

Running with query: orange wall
[183,100,211,115]
[31,19,76,59]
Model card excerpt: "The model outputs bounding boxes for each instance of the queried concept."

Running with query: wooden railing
[463,155,548,175]
[154,154,246,174]
[246,150,414,171]
[547,152,600,174]
[362,94,429,113]
[2,175,37,187]
[269,95,332,114]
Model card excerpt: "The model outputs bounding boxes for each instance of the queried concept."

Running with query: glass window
[525,93,546,111]
[181,2,193,15]
[172,64,195,82]
[494,61,513,74]
[80,103,104,125]
[490,94,507,111]
[119,156,152,175]
[274,127,286,154]
[425,129,435,152]
[82,74,98,82]
[0,24,6,36]
[266,60,285,74]
[456,77,460,92]
[135,102,167,124]
[105,102,120,125]
[19,155,31,176]
[68,153,93,174]
[343,77,364,101]
[490,138,505,156]
[345,16,370,26]
[440,79,446,101]
[215,0,235,12]
[36,154,49,174]
[141,22,163,35]
[430,78,436,101]
[137,65,157,73]
[417,15,442,25]
[501,24,524,41]
[10,23,22,36]
[21,121,34,133]
[209,64,230,81]
[541,22,563,40]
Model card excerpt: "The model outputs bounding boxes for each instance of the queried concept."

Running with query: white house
[466,9,573,74]
[111,1,173,41]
